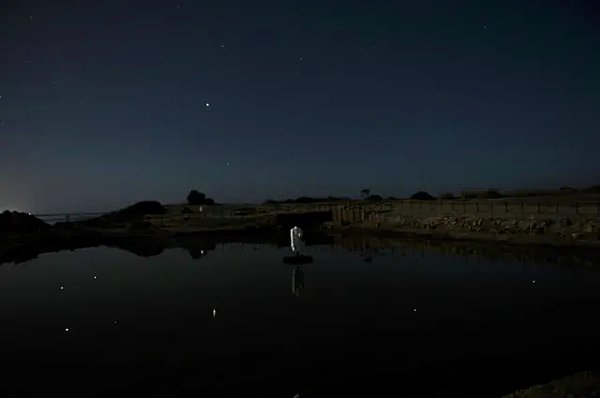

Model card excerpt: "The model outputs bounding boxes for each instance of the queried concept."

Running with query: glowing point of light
[60,286,64,290]
[93,275,97,279]
[65,328,69,332]
[212,308,216,318]
[532,280,536,284]
[205,102,210,107]
[413,308,417,312]
[200,250,204,254]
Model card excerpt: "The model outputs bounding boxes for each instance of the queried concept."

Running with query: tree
[187,190,206,205]
[360,189,371,199]
[411,191,435,200]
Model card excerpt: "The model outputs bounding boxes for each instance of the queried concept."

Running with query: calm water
[1,241,599,397]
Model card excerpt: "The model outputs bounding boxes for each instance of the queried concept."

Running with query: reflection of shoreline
[2,231,600,269]
[333,231,600,268]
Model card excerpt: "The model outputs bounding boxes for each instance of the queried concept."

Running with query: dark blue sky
[1,0,599,212]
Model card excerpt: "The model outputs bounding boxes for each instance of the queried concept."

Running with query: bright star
[205,102,210,107]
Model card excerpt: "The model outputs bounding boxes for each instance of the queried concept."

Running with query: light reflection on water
[0,240,599,397]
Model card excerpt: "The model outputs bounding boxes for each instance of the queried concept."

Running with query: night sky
[1,1,599,213]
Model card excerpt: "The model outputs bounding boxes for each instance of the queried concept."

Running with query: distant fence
[34,212,107,224]
[379,200,600,218]
[146,199,600,227]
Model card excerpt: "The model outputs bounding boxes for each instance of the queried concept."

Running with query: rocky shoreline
[343,213,600,248]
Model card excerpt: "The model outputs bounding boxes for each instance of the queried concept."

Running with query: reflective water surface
[1,239,599,397]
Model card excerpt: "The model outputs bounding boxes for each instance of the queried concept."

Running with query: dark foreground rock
[502,371,600,398]
[0,211,50,236]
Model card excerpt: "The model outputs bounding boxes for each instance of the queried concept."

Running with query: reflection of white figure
[290,226,303,255]
[292,266,304,296]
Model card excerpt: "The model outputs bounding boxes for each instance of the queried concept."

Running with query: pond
[1,237,599,397]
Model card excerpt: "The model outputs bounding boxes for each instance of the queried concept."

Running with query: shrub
[559,186,578,192]
[366,194,383,201]
[483,189,502,199]
[187,190,206,204]
[0,211,49,234]
[116,201,166,221]
[410,191,435,200]
[583,185,600,193]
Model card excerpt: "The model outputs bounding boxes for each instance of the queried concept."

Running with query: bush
[116,201,166,220]
[0,211,50,235]
[559,186,578,192]
[187,190,206,204]
[366,194,383,201]
[187,190,216,205]
[410,191,435,200]
[483,189,502,199]
[583,185,600,194]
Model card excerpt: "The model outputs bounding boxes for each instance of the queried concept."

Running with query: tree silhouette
[360,188,371,199]
[187,190,206,205]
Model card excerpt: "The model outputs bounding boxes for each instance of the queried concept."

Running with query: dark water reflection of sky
[1,242,599,397]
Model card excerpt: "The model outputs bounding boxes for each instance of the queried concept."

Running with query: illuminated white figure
[290,226,303,255]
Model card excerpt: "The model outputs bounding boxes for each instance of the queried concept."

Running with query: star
[221,44,226,48]
[413,308,417,312]
[205,102,210,107]
[226,161,230,166]
[483,25,487,30]
[299,56,303,61]
[65,328,69,332]
[29,15,34,20]
[52,82,57,86]
[212,308,216,318]
[60,286,64,290]
[25,59,29,64]
[93,275,97,279]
